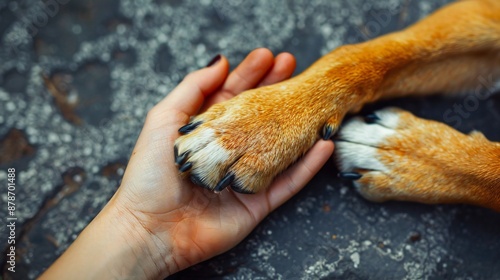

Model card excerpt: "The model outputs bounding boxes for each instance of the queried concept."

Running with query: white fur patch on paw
[189,140,230,185]
[371,107,401,128]
[335,142,388,172]
[335,108,402,172]
[175,127,235,188]
[176,127,215,155]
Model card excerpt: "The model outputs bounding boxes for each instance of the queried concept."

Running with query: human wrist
[40,196,177,279]
[91,198,177,279]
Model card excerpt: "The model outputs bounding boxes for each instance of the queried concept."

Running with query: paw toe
[186,140,235,190]
[368,107,403,128]
[175,127,216,159]
[335,141,388,172]
[337,117,395,147]
[230,182,256,194]
[190,173,212,190]
[352,171,393,202]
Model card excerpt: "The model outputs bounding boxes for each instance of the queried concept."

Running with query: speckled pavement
[1,0,500,279]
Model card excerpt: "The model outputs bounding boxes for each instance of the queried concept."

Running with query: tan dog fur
[174,0,500,210]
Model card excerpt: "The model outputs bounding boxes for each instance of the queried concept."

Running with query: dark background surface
[1,0,500,279]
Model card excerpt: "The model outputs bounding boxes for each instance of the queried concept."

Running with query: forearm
[39,198,174,280]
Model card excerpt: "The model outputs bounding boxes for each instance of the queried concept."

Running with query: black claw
[178,121,202,134]
[175,151,190,165]
[364,113,380,124]
[179,162,193,172]
[323,123,338,140]
[215,173,235,192]
[174,145,179,159]
[322,124,334,140]
[231,181,256,194]
[190,174,212,190]
[338,172,363,180]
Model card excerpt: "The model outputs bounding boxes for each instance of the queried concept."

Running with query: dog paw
[174,85,339,193]
[334,107,491,205]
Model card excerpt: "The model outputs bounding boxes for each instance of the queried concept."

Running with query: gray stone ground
[1,0,500,279]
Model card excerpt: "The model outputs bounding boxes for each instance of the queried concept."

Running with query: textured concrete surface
[1,0,500,279]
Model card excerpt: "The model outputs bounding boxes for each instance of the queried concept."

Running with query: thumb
[267,140,335,210]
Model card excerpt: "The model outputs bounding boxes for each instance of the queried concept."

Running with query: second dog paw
[334,107,492,205]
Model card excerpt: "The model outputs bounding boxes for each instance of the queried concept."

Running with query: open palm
[113,49,334,273]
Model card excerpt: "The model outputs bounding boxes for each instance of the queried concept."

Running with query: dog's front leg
[334,0,500,210]
[174,0,500,195]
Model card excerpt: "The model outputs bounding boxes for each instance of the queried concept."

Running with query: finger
[201,48,275,110]
[258,52,296,87]
[267,140,335,211]
[155,55,230,117]
[221,48,275,96]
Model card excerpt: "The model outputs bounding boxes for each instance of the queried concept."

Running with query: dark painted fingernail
[215,173,235,192]
[179,162,193,172]
[206,54,221,67]
[322,124,334,140]
[364,113,380,124]
[175,151,189,165]
[338,172,362,180]
[178,121,202,134]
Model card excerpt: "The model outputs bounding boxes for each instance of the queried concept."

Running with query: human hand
[41,48,334,279]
